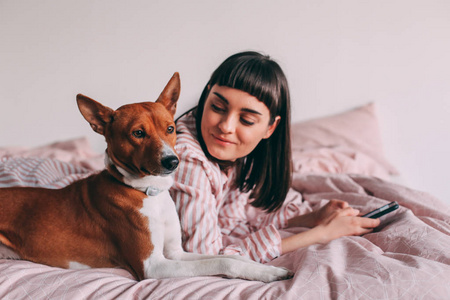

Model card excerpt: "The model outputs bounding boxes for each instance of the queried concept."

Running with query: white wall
[1,0,449,204]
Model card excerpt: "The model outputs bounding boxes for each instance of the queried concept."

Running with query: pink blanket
[1,138,449,299]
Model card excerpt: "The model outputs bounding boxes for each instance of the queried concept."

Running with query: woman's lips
[212,134,235,145]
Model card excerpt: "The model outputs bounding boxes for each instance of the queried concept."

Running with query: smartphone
[362,201,399,219]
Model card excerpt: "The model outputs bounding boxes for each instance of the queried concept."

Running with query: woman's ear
[263,116,281,139]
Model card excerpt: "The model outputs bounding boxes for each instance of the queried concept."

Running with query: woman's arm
[286,211,317,228]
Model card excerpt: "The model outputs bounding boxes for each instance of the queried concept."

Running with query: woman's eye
[133,130,145,138]
[211,104,225,113]
[240,118,255,126]
[167,126,175,134]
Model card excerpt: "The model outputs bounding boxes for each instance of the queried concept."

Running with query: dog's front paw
[258,266,293,282]
[223,256,294,282]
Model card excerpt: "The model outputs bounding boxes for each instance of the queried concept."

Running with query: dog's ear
[156,72,180,116]
[76,94,114,136]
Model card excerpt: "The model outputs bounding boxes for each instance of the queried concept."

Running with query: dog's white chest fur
[140,189,181,254]
[140,191,172,232]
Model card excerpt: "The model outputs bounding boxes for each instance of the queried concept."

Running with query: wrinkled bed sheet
[1,138,449,299]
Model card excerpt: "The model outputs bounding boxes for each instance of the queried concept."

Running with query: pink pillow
[291,103,398,177]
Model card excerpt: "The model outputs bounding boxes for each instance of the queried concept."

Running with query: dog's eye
[167,126,174,134]
[133,130,146,138]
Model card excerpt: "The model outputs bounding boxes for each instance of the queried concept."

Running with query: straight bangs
[212,58,283,124]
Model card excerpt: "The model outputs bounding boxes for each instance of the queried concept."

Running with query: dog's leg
[141,192,292,282]
[144,253,292,282]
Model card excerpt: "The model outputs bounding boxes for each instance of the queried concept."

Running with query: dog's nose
[161,155,179,171]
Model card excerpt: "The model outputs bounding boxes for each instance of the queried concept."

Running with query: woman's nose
[218,114,236,134]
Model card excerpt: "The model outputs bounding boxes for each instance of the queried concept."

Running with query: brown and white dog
[0,73,292,282]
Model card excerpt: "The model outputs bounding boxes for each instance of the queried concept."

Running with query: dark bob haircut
[194,51,292,213]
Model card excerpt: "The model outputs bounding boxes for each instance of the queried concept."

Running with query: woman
[170,51,379,263]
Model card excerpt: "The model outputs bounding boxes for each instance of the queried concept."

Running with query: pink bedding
[1,138,449,299]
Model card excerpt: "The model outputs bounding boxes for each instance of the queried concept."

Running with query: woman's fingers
[359,216,381,228]
[338,206,360,217]
[329,199,349,209]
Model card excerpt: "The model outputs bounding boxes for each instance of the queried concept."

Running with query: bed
[1,103,449,299]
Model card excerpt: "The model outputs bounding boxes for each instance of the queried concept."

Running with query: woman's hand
[315,204,380,244]
[282,199,380,254]
[313,199,350,226]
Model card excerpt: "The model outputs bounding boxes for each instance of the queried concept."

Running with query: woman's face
[201,85,280,162]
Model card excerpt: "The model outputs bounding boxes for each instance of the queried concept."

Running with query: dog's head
[77,73,180,180]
